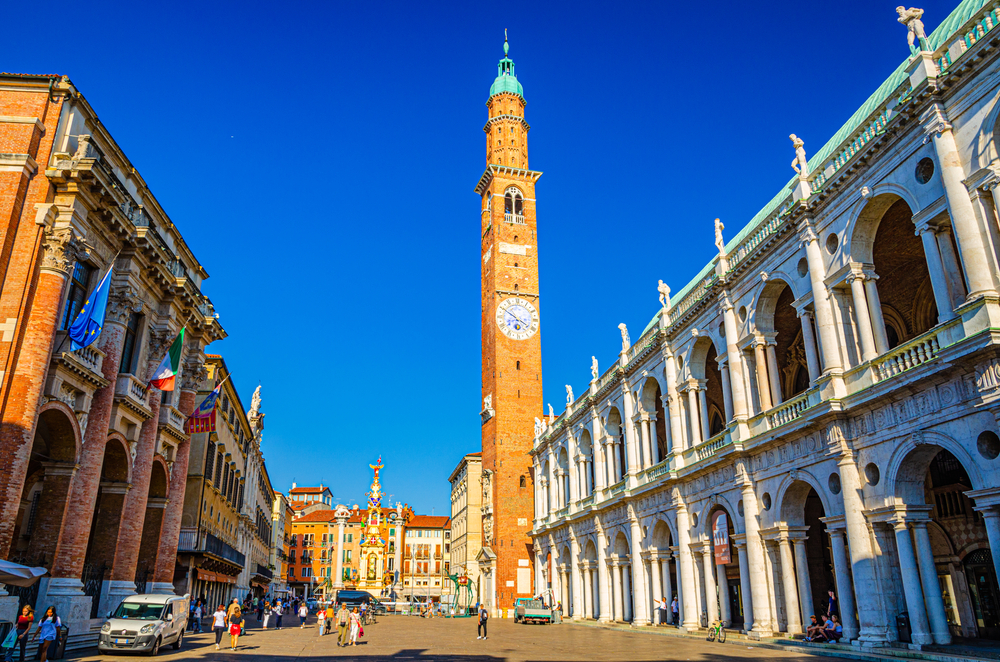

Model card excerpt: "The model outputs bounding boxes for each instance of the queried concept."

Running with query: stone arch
[649,518,674,551]
[149,455,170,499]
[613,530,631,559]
[584,537,598,561]
[606,407,625,482]
[755,277,810,400]
[696,493,745,536]
[639,376,668,462]
[845,186,922,265]
[776,470,837,524]
[972,88,1000,170]
[36,400,82,463]
[887,431,985,504]
[102,434,132,484]
[689,335,727,435]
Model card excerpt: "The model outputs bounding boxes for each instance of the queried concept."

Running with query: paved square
[70,615,856,661]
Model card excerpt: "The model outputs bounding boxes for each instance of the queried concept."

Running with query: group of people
[320,604,364,646]
[1,605,61,662]
[196,596,292,651]
[653,596,680,625]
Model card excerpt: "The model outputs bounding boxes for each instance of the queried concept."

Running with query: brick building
[270,492,293,600]
[533,0,1000,649]
[477,36,541,614]
[0,74,224,639]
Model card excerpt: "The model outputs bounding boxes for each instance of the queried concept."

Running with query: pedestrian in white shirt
[298,604,308,628]
[212,605,227,650]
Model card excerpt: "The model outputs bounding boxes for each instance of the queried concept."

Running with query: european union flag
[68,265,113,351]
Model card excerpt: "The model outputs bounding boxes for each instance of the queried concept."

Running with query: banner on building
[712,511,731,565]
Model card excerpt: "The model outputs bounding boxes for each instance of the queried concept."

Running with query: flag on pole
[67,263,114,351]
[184,380,223,434]
[149,328,185,391]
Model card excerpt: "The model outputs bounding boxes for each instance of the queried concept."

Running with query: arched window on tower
[504,187,524,224]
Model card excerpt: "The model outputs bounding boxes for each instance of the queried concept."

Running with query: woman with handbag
[3,605,32,662]
[228,606,244,651]
[348,607,361,646]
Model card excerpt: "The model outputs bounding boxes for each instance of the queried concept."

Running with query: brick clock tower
[475,34,542,609]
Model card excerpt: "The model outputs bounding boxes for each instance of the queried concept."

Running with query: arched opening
[639,378,667,464]
[584,539,599,619]
[12,407,79,568]
[559,545,572,614]
[704,505,741,628]
[557,447,569,509]
[896,445,998,640]
[758,279,811,402]
[504,187,524,222]
[607,408,625,483]
[542,460,552,514]
[649,520,676,625]
[578,430,594,497]
[780,481,835,627]
[135,459,169,593]
[81,437,131,617]
[610,531,633,622]
[688,339,726,441]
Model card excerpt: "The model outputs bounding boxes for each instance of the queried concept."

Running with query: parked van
[98,593,189,656]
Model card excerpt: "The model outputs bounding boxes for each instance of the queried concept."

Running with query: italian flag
[149,328,184,391]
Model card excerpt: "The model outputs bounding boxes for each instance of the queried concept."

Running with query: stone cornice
[473,164,542,196]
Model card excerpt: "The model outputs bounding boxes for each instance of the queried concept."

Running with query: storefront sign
[712,511,731,565]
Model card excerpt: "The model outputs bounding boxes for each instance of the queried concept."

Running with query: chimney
[291,482,297,490]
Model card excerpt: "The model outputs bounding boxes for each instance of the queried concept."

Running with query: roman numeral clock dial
[496,297,539,341]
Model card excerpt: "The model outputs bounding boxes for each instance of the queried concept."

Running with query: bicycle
[706,620,726,643]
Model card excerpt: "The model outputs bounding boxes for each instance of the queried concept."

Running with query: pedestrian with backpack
[477,603,489,640]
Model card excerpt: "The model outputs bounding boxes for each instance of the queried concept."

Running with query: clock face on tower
[496,297,539,340]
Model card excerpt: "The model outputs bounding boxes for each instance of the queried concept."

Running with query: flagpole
[67,249,121,354]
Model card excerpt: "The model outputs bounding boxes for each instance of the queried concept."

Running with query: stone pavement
[65,613,861,662]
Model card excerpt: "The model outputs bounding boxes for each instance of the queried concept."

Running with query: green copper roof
[490,35,523,98]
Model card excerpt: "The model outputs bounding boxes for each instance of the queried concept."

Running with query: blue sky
[6,0,959,515]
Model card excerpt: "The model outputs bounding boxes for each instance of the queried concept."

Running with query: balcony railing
[177,530,246,567]
[693,430,732,462]
[158,404,186,435]
[114,374,149,413]
[255,564,273,580]
[872,322,953,383]
[504,212,525,225]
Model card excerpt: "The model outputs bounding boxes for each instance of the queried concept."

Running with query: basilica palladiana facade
[531,0,1000,646]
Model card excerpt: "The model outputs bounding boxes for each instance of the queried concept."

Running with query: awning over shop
[197,569,236,584]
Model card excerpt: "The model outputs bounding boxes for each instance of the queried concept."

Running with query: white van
[98,593,189,656]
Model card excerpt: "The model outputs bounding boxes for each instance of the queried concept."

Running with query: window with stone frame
[61,261,95,330]
[119,312,142,375]
[205,443,215,481]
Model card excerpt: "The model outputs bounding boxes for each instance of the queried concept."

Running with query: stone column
[675,507,698,629]
[638,417,651,469]
[837,456,884,642]
[697,384,710,442]
[917,226,957,324]
[777,535,802,634]
[662,348,685,457]
[798,310,821,380]
[752,339,773,411]
[862,275,890,355]
[691,548,703,622]
[662,554,673,621]
[621,383,639,476]
[613,562,624,622]
[828,529,858,641]
[847,272,878,362]
[764,340,783,406]
[734,539,753,632]
[927,108,998,297]
[716,560,731,626]
[740,481,772,636]
[647,416,659,465]
[792,537,814,628]
[596,528,611,622]
[0,222,79,558]
[687,386,702,445]
[936,225,968,309]
[334,512,347,589]
[979,509,1000,586]
[50,295,131,586]
[629,516,649,625]
[701,543,718,624]
[671,549,682,624]
[718,359,734,421]
[912,521,951,645]
[892,520,932,645]
[570,533,582,620]
[649,555,663,624]
[800,221,843,372]
[719,293,749,419]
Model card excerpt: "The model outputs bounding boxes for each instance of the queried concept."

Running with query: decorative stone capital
[921,104,953,139]
[797,220,819,246]
[181,360,207,392]
[717,290,734,312]
[107,285,144,324]
[40,225,84,276]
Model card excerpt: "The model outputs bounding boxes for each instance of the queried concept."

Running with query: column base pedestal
[100,580,137,620]
[41,578,93,629]
[148,582,177,595]
[0,594,19,624]
[631,619,649,627]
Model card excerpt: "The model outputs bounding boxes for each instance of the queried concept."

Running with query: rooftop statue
[618,323,630,352]
[591,356,599,381]
[249,385,262,418]
[534,417,543,437]
[790,134,809,181]
[565,384,574,405]
[714,218,726,256]
[658,280,671,312]
[548,403,555,423]
[897,6,929,54]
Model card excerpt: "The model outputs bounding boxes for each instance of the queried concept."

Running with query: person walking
[670,596,679,626]
[324,604,335,634]
[192,601,203,634]
[255,597,263,623]
[477,603,488,640]
[273,600,284,630]
[4,605,33,662]
[212,605,227,650]
[262,601,271,630]
[228,606,244,651]
[31,607,60,662]
[337,604,350,647]
[298,602,308,628]
[348,607,361,646]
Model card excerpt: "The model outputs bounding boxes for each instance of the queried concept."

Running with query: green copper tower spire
[490,29,523,98]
